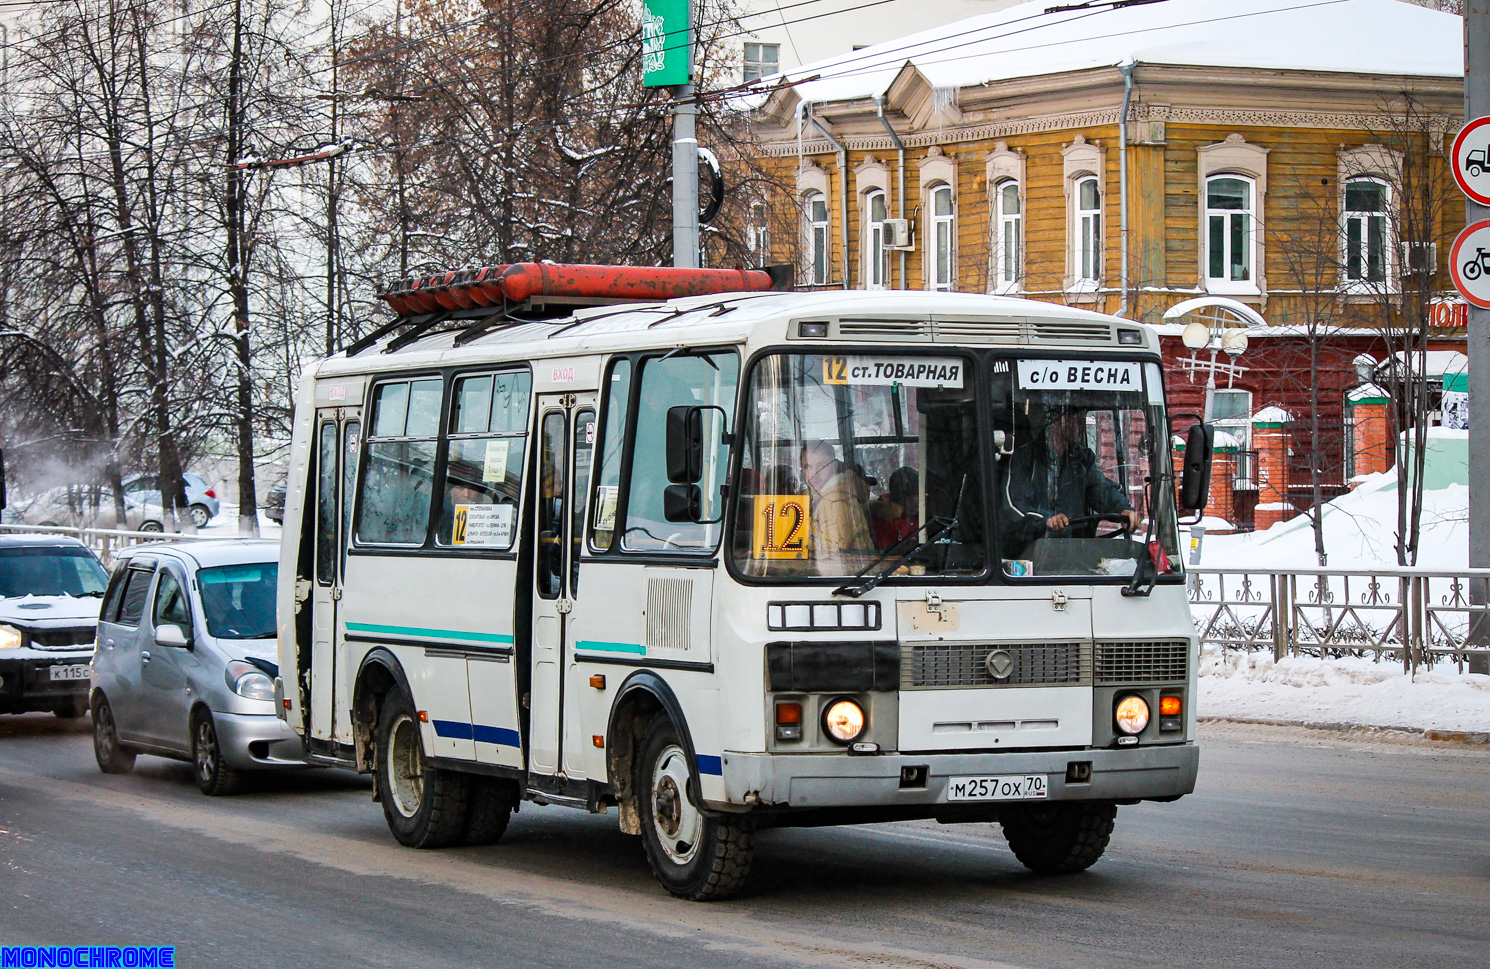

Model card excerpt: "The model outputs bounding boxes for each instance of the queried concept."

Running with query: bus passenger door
[528,393,594,777]
[309,410,361,741]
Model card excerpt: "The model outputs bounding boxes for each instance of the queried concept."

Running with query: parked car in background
[263,478,286,524]
[0,535,109,718]
[11,486,164,532]
[91,540,303,794]
[121,473,220,529]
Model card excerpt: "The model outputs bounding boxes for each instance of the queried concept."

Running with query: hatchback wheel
[92,696,135,774]
[192,711,243,796]
[189,504,211,529]
[138,520,164,534]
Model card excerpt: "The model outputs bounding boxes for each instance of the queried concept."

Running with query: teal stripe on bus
[575,640,646,655]
[345,622,515,645]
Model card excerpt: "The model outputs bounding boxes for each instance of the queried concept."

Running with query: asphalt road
[0,716,1485,969]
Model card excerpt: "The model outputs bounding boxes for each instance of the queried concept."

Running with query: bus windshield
[731,352,984,579]
[992,359,1180,578]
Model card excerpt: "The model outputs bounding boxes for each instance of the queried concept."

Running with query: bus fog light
[822,698,866,744]
[1114,695,1150,735]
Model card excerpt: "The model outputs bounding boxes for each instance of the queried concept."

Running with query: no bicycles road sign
[1450,219,1490,307]
[1452,117,1490,205]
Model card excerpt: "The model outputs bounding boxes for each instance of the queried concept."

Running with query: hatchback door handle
[104,640,115,649]
[141,650,151,664]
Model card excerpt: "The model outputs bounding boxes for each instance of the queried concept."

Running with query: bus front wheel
[635,716,754,901]
[999,801,1117,875]
[376,689,470,848]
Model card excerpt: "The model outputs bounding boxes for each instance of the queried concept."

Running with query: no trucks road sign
[1449,219,1490,307]
[1452,117,1490,205]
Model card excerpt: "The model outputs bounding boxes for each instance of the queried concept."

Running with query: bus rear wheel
[999,801,1117,875]
[635,717,754,901]
[376,689,469,848]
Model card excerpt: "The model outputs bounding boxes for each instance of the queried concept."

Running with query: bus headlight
[1114,695,1150,735]
[822,698,866,744]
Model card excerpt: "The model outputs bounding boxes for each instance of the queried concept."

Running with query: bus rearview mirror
[663,483,702,522]
[1179,422,1215,512]
[0,448,6,511]
[666,406,704,483]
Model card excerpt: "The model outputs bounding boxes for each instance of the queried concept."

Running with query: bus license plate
[946,774,1048,801]
[48,664,91,682]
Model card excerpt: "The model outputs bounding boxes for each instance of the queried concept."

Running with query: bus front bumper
[718,743,1198,810]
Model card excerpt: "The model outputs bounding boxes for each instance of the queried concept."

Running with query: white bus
[276,265,1211,900]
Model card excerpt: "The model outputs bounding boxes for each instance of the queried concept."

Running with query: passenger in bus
[999,408,1138,555]
[799,441,873,565]
[867,467,919,549]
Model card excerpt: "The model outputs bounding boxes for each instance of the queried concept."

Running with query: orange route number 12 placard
[752,495,810,560]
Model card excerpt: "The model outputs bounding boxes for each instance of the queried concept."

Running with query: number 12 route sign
[1449,219,1490,308]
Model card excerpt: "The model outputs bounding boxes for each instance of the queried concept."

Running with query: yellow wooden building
[743,0,1462,331]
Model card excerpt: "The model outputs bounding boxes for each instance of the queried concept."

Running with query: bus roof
[314,290,1155,380]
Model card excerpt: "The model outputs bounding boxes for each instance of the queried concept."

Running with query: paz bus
[274,263,1213,900]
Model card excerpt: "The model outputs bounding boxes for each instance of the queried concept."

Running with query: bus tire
[463,776,517,846]
[376,689,469,848]
[636,716,753,901]
[999,801,1117,875]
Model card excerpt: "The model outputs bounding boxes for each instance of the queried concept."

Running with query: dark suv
[0,535,109,717]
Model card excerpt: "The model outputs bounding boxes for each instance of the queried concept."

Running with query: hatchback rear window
[199,563,278,639]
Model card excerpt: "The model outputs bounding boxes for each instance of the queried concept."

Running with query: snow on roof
[1253,405,1293,423]
[1346,381,1389,401]
[1386,350,1468,378]
[782,0,1460,105]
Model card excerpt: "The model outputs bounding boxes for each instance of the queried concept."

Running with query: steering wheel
[1060,514,1135,538]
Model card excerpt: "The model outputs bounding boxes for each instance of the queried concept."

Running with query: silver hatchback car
[90,540,304,794]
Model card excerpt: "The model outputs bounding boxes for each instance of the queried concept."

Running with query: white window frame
[803,191,829,286]
[748,200,771,269]
[927,184,955,292]
[1204,174,1258,295]
[1210,388,1254,452]
[1196,134,1268,297]
[862,189,889,290]
[742,42,780,83]
[992,178,1023,295]
[1342,175,1393,293]
[1072,175,1102,289]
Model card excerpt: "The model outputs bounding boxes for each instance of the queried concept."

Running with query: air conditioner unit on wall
[884,218,913,249]
[1403,241,1437,276]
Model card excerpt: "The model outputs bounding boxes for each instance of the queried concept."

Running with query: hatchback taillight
[204,489,216,499]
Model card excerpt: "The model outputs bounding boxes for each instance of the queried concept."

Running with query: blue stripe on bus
[346,621,515,645]
[575,640,646,655]
[696,754,723,775]
[432,719,521,749]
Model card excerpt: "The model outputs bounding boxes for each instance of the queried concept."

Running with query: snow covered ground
[195,503,282,541]
[1191,436,1488,736]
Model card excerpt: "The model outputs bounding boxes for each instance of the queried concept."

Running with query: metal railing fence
[1189,566,1490,672]
[0,522,215,566]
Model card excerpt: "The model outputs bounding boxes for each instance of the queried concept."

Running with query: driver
[999,407,1140,556]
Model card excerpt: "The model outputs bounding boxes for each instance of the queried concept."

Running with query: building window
[927,185,954,291]
[992,178,1022,293]
[804,191,828,285]
[748,201,771,268]
[1206,175,1256,291]
[1074,175,1101,285]
[743,42,779,83]
[1211,388,1253,452]
[1344,176,1389,287]
[863,189,888,290]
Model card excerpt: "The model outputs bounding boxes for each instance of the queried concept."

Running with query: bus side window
[621,351,738,553]
[435,369,531,549]
[589,358,632,552]
[357,378,442,546]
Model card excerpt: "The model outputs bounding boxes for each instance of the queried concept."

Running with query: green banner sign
[642,0,692,88]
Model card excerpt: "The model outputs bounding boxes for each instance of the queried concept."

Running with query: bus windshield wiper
[834,476,968,599]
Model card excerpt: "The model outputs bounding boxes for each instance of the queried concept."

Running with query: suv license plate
[48,664,91,682]
[946,774,1048,801]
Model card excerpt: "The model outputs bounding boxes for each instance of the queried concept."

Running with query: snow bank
[1199,648,1490,733]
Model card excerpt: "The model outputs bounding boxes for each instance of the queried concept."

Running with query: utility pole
[1469,5,1490,673]
[672,82,700,269]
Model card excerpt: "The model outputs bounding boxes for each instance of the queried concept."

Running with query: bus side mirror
[1179,422,1215,512]
[0,448,7,511]
[663,484,702,522]
[666,406,704,483]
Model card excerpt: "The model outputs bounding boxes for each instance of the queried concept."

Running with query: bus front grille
[904,642,1088,689]
[1094,641,1190,684]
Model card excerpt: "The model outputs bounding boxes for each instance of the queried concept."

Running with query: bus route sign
[642,0,691,88]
